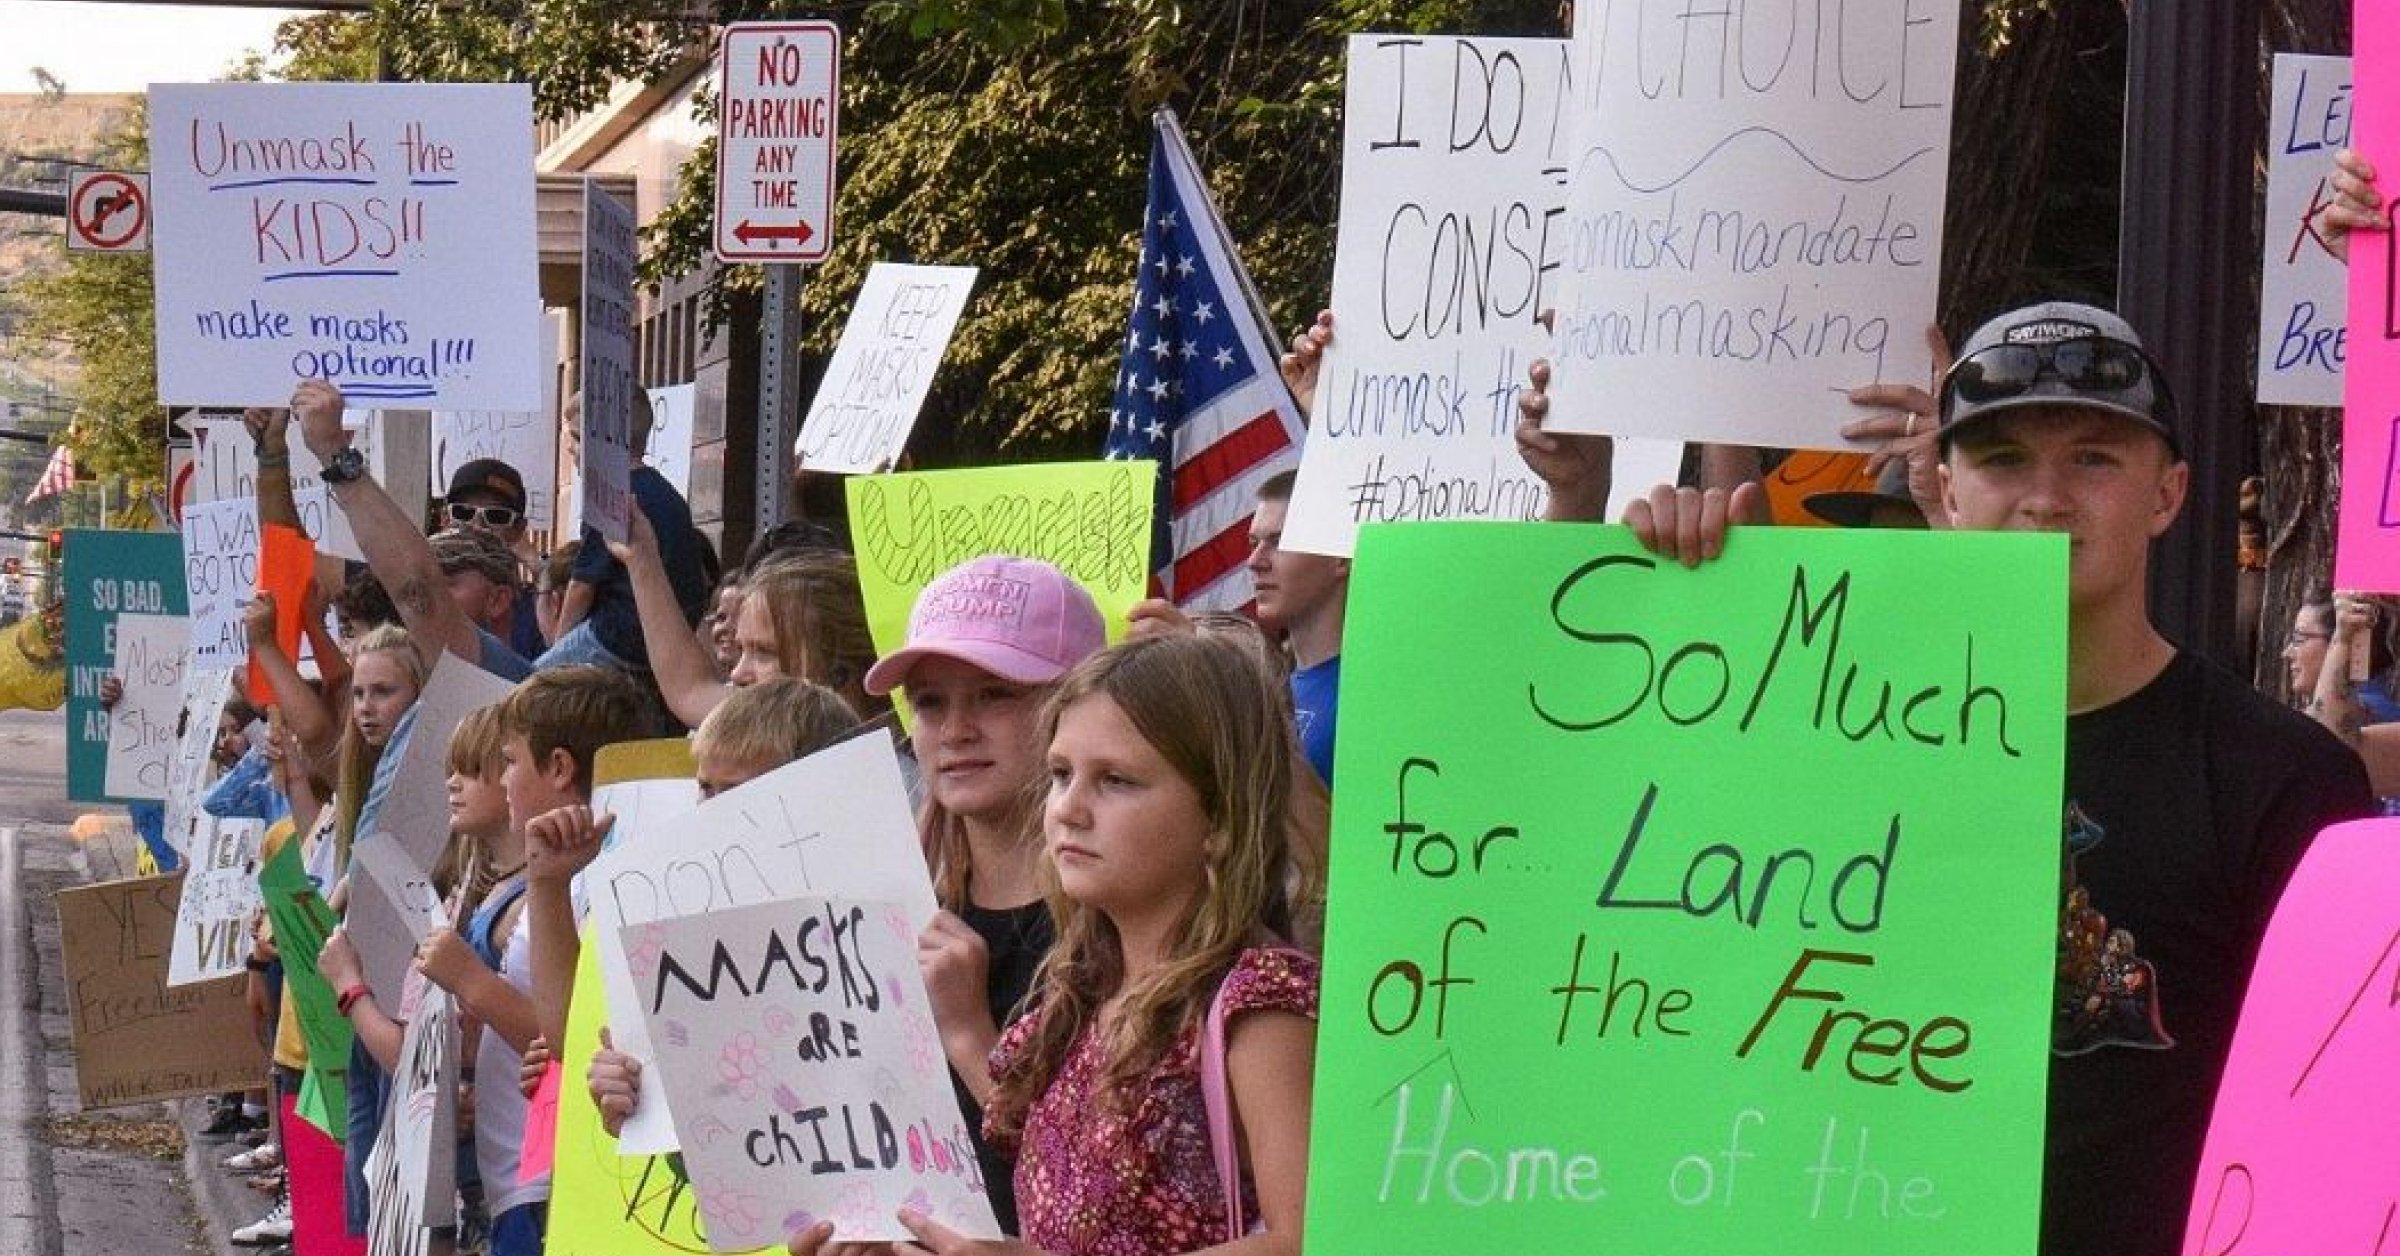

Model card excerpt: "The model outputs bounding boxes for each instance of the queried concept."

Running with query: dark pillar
[2117,0,2261,664]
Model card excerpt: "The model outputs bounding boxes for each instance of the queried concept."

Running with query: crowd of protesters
[76,123,2400,1256]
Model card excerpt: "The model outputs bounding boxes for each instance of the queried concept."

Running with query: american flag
[25,445,74,504]
[1103,109,1306,612]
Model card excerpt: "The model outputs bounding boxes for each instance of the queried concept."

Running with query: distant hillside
[0,92,142,393]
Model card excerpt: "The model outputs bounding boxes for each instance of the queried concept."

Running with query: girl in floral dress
[791,633,1319,1256]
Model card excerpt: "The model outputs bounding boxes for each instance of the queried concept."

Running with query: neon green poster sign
[1305,523,2064,1255]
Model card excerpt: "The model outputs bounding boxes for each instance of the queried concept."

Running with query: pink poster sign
[2338,1,2400,589]
[2180,819,2400,1254]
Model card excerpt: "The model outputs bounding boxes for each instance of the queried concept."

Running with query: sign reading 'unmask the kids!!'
[1544,2,1960,451]
[1305,523,2064,1256]
[148,83,541,410]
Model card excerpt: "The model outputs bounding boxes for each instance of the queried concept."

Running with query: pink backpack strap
[1200,947,1301,1241]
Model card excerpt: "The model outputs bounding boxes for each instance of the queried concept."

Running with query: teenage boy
[1248,470,1349,784]
[1526,301,2373,1255]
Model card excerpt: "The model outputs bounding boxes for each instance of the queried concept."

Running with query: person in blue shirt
[1245,470,1347,785]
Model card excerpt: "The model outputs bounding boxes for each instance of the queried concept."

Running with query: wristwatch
[320,446,368,485]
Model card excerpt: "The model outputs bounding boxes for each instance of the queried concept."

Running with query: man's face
[444,567,516,634]
[1939,406,2187,613]
[1245,496,1347,634]
[445,490,527,546]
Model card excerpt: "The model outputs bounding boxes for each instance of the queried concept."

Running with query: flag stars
[1145,418,1167,442]
[1150,338,1172,362]
[1148,378,1171,401]
[1158,210,1179,230]
[1193,300,1216,324]
[1211,346,1235,369]
[1153,254,1171,276]
[1173,254,1196,278]
[1178,340,1198,361]
[1152,294,1175,319]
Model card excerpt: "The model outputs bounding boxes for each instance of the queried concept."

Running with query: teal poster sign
[64,530,187,803]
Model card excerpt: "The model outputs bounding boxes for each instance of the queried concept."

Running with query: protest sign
[147,83,540,409]
[627,895,997,1249]
[259,833,352,1133]
[346,831,442,1006]
[550,744,768,1256]
[1545,3,1958,449]
[1285,36,1680,556]
[580,178,640,543]
[365,981,459,1256]
[187,412,430,560]
[371,653,518,872]
[1303,523,2062,1254]
[2258,55,2354,408]
[181,496,264,668]
[161,666,240,857]
[435,410,557,529]
[167,817,265,986]
[520,1064,562,1184]
[845,460,1153,662]
[797,263,978,474]
[2182,819,2400,1254]
[58,873,266,1109]
[103,612,191,800]
[65,530,187,803]
[2340,8,2400,590]
[589,732,935,1155]
[646,382,698,498]
[251,522,316,707]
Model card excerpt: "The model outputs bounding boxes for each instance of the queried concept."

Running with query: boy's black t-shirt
[954,897,1054,1235]
[2045,651,2372,1255]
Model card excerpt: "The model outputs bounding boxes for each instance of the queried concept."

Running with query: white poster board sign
[797,263,979,474]
[629,896,999,1248]
[1288,36,1682,555]
[347,831,441,1006]
[104,612,192,800]
[148,83,541,410]
[167,817,266,986]
[644,382,697,498]
[586,732,937,1155]
[369,653,518,872]
[433,409,557,528]
[2259,54,2354,407]
[1546,4,1959,448]
[365,979,458,1254]
[579,179,639,543]
[162,666,240,857]
[187,412,428,564]
[181,496,264,668]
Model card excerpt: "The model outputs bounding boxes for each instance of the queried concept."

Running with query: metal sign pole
[756,263,803,531]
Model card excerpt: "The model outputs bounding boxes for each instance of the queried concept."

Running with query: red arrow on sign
[733,220,816,247]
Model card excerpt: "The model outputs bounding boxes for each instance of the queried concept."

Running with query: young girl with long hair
[792,632,1318,1256]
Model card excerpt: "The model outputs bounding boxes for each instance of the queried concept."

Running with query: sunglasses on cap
[444,501,522,529]
[1942,335,2172,416]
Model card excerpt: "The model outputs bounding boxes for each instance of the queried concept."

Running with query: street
[0,706,213,1256]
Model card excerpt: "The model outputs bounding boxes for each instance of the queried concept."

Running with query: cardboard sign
[365,979,458,1256]
[1546,3,1959,448]
[628,896,998,1249]
[645,382,698,499]
[167,817,266,986]
[2258,55,2354,408]
[59,873,267,1109]
[251,522,316,707]
[580,178,639,543]
[797,263,978,474]
[2182,819,2400,1254]
[587,732,937,1155]
[185,413,430,566]
[161,666,241,857]
[64,530,188,803]
[434,409,558,530]
[147,83,541,409]
[369,653,519,873]
[715,21,840,263]
[844,460,1154,664]
[346,832,442,1006]
[2340,9,2400,590]
[1286,36,1681,555]
[103,612,192,800]
[550,742,767,1256]
[1303,523,2063,1255]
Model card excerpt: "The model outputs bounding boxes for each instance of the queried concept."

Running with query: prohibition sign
[68,171,149,252]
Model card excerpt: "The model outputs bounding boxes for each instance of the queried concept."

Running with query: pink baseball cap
[863,555,1108,695]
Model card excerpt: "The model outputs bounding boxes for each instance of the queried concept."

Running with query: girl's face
[1043,693,1211,917]
[729,595,787,688]
[213,712,251,768]
[351,650,419,748]
[907,655,1044,823]
[708,587,745,673]
[447,766,511,839]
[696,747,781,800]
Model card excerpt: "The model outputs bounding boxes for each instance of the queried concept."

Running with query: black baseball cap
[1939,301,2182,457]
[446,458,527,509]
